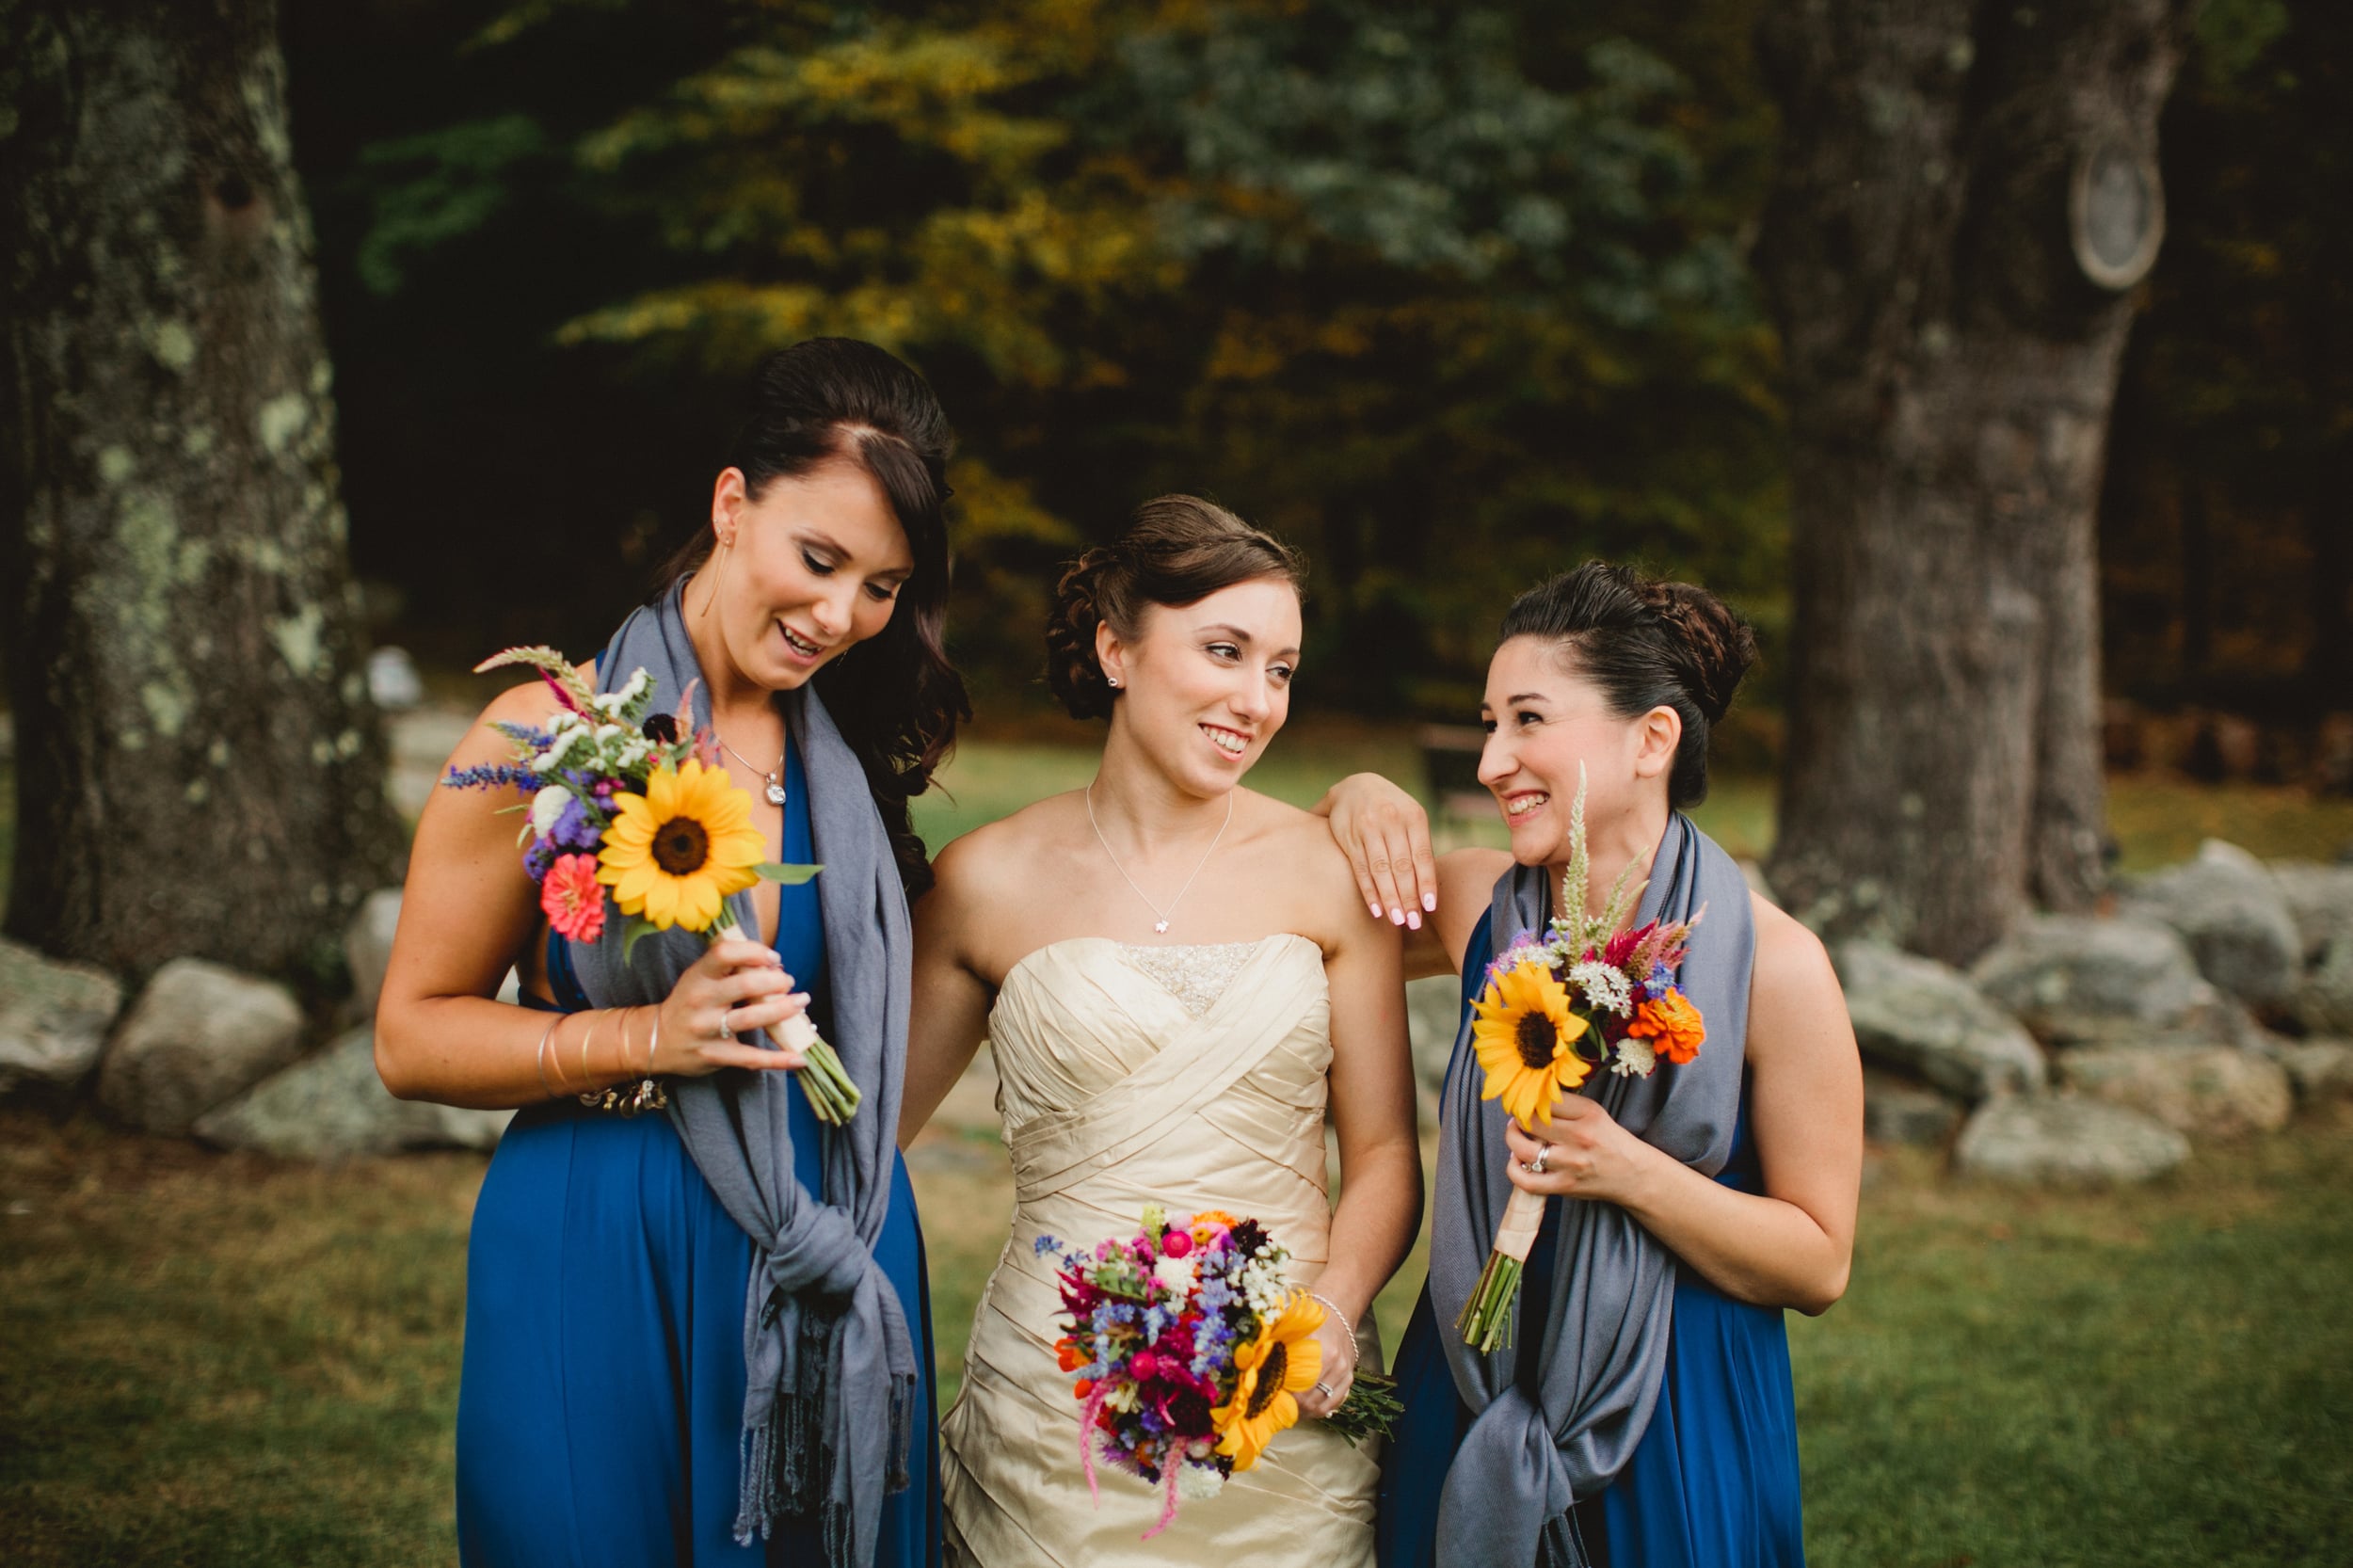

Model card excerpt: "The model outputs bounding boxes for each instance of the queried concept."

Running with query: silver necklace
[1084,783,1235,936]
[715,730,787,807]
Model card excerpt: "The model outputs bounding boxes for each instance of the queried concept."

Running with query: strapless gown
[938,935,1379,1567]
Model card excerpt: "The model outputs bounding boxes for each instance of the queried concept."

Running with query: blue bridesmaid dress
[1377,923,1804,1568]
[457,735,941,1567]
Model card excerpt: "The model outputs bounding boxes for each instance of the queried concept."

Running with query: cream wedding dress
[938,934,1379,1566]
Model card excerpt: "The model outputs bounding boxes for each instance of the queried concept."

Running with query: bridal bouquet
[1035,1206,1401,1538]
[1455,766,1706,1353]
[441,646,860,1123]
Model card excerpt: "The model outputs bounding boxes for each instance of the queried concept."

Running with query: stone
[98,959,306,1134]
[1406,973,1465,1097]
[194,1025,510,1160]
[344,888,404,1015]
[2270,860,2353,966]
[2267,1039,2353,1103]
[2119,840,2302,1009]
[1834,940,2046,1100]
[2054,1045,2293,1138]
[1953,1095,2190,1186]
[1969,914,2225,1047]
[1862,1068,1962,1145]
[2297,935,2353,1037]
[0,938,124,1095]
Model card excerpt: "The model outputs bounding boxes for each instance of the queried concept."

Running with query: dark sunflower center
[1514,1011,1559,1069]
[1246,1343,1289,1418]
[652,818,712,876]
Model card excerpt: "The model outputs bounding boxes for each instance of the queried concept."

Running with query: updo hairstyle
[1046,496,1307,721]
[1498,562,1757,808]
[657,336,970,895]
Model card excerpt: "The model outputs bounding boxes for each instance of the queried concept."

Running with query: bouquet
[442,646,861,1123]
[1455,765,1706,1352]
[1035,1206,1401,1539]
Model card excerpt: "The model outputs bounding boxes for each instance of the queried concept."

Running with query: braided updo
[1046,496,1307,720]
[1498,562,1758,808]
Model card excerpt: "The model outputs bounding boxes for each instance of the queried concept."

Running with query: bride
[899,496,1422,1565]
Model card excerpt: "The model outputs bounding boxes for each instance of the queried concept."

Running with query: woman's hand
[1312,772,1438,929]
[1293,1307,1359,1420]
[1502,1095,1661,1208]
[650,937,811,1078]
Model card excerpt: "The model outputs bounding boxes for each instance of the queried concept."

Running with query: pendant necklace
[716,730,788,807]
[1085,782,1235,935]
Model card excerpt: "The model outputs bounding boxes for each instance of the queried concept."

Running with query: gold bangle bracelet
[534,1016,563,1098]
[579,1009,602,1092]
[646,1007,662,1079]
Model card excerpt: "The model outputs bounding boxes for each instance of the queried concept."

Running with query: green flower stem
[796,1039,863,1127]
[1323,1370,1404,1443]
[1455,1251,1525,1356]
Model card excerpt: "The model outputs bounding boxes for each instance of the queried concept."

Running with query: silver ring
[1311,1381,1333,1400]
[1526,1144,1550,1176]
[717,1011,733,1042]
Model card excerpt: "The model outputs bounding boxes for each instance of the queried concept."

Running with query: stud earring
[1106,677,1121,688]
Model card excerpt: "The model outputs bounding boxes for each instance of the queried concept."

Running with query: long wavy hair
[657,338,969,895]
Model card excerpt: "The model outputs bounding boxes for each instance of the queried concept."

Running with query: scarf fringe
[1538,1507,1592,1568]
[729,1363,918,1563]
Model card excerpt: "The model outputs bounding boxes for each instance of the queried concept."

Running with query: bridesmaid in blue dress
[379,339,969,1567]
[1317,563,1862,1566]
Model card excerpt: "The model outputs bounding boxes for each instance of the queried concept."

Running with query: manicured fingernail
[1406,912,1421,930]
[1423,893,1438,912]
[790,993,810,1006]
[1369,902,1383,919]
[1389,907,1404,925]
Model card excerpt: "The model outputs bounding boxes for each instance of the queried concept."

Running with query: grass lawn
[7,1103,2349,1565]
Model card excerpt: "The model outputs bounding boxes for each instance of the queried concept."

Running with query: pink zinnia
[541,853,607,942]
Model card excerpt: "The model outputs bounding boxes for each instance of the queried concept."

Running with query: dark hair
[1497,561,1756,808]
[1045,495,1307,720]
[658,337,969,896]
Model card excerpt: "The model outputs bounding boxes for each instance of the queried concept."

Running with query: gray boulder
[195,1025,510,1159]
[1954,1096,2190,1186]
[1834,940,2045,1100]
[2267,1038,2353,1103]
[0,938,125,1094]
[1970,914,2224,1047]
[98,959,306,1133]
[2120,840,2302,1009]
[344,888,405,1015]
[2054,1045,2293,1138]
[1862,1068,1963,1145]
[2270,860,2353,966]
[1406,974,1465,1097]
[2297,935,2353,1036]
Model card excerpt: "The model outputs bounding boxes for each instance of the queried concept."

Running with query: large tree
[1,0,402,983]
[1756,0,2201,964]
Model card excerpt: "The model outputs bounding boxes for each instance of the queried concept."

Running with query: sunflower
[1470,959,1594,1129]
[597,758,767,932]
[1213,1291,1324,1472]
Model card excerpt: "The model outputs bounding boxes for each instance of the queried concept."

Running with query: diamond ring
[1311,1381,1333,1400]
[1526,1144,1551,1176]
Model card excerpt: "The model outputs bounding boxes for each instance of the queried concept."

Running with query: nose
[1476,731,1514,792]
[1232,673,1274,724]
[810,582,856,640]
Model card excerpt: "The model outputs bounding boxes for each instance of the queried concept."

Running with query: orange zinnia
[1628,991,1705,1064]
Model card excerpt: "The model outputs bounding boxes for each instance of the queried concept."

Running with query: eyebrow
[1198,623,1303,660]
[799,526,913,579]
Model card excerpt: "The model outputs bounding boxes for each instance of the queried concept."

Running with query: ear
[1631,705,1682,781]
[1095,618,1128,691]
[710,467,748,546]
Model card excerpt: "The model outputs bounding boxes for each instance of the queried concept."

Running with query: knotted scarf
[568,581,917,1565]
[1428,813,1755,1566]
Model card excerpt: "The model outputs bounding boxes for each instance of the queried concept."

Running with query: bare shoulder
[928,792,1080,905]
[1746,892,1849,1050]
[1254,791,1363,892]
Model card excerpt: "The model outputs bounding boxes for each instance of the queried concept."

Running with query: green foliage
[320,0,1785,711]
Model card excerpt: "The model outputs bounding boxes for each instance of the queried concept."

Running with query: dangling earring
[698,534,731,621]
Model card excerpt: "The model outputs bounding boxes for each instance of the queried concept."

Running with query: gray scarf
[568,583,917,1565]
[1428,813,1754,1566]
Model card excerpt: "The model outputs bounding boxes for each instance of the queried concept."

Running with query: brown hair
[1045,495,1307,721]
[1498,561,1757,808]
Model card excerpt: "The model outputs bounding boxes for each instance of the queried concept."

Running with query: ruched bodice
[940,935,1378,1566]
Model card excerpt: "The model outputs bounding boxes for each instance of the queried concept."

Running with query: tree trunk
[1,0,402,984]
[1755,0,2198,965]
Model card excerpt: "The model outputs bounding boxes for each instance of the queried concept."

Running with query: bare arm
[898,834,997,1148]
[1501,894,1862,1315]
[376,685,810,1109]
[1314,771,1510,981]
[1294,856,1425,1417]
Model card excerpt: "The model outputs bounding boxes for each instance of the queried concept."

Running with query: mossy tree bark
[1755,0,2200,965]
[0,0,402,984]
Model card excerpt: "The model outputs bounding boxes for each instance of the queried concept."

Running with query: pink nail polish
[1389,907,1404,925]
[1406,913,1421,931]
[1369,902,1383,919]
[1423,893,1437,912]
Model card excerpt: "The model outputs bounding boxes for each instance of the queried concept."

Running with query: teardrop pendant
[765,777,787,807]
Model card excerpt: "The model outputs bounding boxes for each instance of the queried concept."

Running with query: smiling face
[1096,576,1304,796]
[1478,634,1680,867]
[699,456,914,693]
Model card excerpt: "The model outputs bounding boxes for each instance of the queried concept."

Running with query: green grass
[9,1105,2350,1565]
